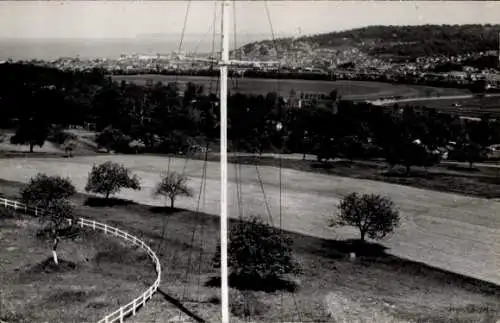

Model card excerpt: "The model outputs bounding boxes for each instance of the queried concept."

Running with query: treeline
[108,68,335,81]
[1,63,500,172]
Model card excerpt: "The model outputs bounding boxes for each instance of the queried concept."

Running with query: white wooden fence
[0,197,162,323]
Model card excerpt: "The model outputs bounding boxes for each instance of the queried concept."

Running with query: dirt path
[0,155,498,286]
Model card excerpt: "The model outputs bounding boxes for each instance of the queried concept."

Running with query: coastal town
[5,45,500,91]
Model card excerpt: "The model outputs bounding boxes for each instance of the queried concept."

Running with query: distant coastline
[0,35,271,60]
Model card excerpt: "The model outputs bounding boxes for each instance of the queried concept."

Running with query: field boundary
[0,197,162,323]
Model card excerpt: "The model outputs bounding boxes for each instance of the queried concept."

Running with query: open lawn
[0,180,499,322]
[399,95,500,117]
[0,212,156,323]
[111,75,469,100]
[0,154,499,292]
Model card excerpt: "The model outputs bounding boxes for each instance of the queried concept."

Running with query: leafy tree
[213,216,301,283]
[95,126,131,153]
[332,192,400,242]
[312,136,338,163]
[85,161,141,200]
[10,118,49,153]
[452,141,486,169]
[338,135,365,161]
[21,173,76,210]
[40,198,78,265]
[154,171,193,209]
[62,139,77,157]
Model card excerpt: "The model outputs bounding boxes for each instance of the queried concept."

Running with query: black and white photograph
[0,1,500,322]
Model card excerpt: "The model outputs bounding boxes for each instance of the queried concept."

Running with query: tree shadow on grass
[382,168,436,179]
[18,257,78,277]
[84,196,137,207]
[149,206,180,215]
[155,288,206,323]
[313,239,389,260]
[205,273,298,293]
[310,161,335,170]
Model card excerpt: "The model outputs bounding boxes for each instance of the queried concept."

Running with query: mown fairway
[0,154,499,288]
[111,75,469,100]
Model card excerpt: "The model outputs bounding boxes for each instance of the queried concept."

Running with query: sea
[0,34,270,61]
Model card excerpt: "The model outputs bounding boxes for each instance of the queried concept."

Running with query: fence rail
[0,197,162,323]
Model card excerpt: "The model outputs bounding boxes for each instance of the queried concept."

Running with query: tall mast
[219,1,230,322]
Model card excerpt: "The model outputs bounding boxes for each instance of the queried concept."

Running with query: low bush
[47,128,77,145]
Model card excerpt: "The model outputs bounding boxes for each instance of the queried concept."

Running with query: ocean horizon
[0,34,274,60]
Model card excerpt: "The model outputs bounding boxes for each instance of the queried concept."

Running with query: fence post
[119,308,124,323]
[93,221,96,230]
[4,199,6,207]
[132,299,136,315]
[13,201,17,210]
[35,208,38,216]
[104,224,107,234]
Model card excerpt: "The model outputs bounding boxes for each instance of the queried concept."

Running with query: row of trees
[2,62,500,172]
[20,161,193,264]
[21,164,401,291]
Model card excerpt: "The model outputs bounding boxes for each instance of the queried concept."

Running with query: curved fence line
[0,197,162,323]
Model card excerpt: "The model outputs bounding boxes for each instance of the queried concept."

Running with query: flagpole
[219,1,230,322]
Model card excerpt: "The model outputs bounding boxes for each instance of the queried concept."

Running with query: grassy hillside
[1,179,499,322]
[235,24,500,61]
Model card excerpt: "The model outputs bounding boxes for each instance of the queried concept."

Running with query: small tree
[213,216,301,284]
[62,139,77,157]
[21,173,76,210]
[41,198,77,265]
[154,171,193,209]
[464,142,484,169]
[85,161,141,200]
[333,193,400,242]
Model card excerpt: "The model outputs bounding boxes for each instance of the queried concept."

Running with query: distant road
[368,93,500,106]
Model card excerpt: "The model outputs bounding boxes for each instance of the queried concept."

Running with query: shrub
[95,126,131,153]
[47,128,77,145]
[213,216,301,287]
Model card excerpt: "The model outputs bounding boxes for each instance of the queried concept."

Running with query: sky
[1,1,500,40]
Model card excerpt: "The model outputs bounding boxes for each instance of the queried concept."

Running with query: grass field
[111,75,470,100]
[0,154,499,292]
[0,211,156,322]
[398,95,500,117]
[0,179,499,322]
